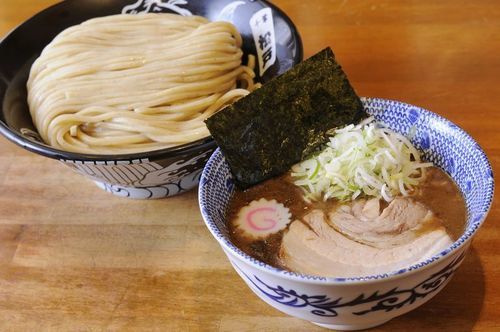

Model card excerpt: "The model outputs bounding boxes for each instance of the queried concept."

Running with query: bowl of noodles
[0,0,302,199]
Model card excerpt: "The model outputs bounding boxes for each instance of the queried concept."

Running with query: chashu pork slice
[328,197,438,248]
[279,200,453,278]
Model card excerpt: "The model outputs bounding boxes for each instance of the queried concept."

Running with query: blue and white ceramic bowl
[0,0,302,199]
[198,97,494,330]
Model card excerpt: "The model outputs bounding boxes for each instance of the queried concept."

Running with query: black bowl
[0,0,303,199]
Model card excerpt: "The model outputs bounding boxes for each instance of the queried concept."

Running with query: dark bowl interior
[0,0,303,162]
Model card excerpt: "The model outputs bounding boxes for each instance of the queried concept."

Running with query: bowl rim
[0,0,303,162]
[198,97,495,285]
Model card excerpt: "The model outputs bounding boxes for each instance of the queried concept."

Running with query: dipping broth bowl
[198,97,494,330]
[0,0,302,199]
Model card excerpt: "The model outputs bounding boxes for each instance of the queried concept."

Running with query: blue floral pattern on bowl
[233,251,465,317]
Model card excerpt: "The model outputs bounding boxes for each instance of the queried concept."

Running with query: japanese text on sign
[250,8,276,76]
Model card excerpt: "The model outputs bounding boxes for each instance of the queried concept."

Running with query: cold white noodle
[27,13,260,154]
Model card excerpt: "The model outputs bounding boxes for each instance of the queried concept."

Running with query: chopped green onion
[291,117,432,202]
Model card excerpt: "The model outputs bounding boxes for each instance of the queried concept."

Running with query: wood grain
[1,0,499,331]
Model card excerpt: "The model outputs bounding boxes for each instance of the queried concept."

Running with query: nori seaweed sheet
[205,47,366,189]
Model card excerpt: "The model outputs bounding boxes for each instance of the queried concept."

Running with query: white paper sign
[250,8,276,76]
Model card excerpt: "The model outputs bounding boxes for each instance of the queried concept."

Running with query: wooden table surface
[1,1,499,331]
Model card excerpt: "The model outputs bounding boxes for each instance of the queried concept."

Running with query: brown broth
[226,166,466,268]
[411,167,466,240]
